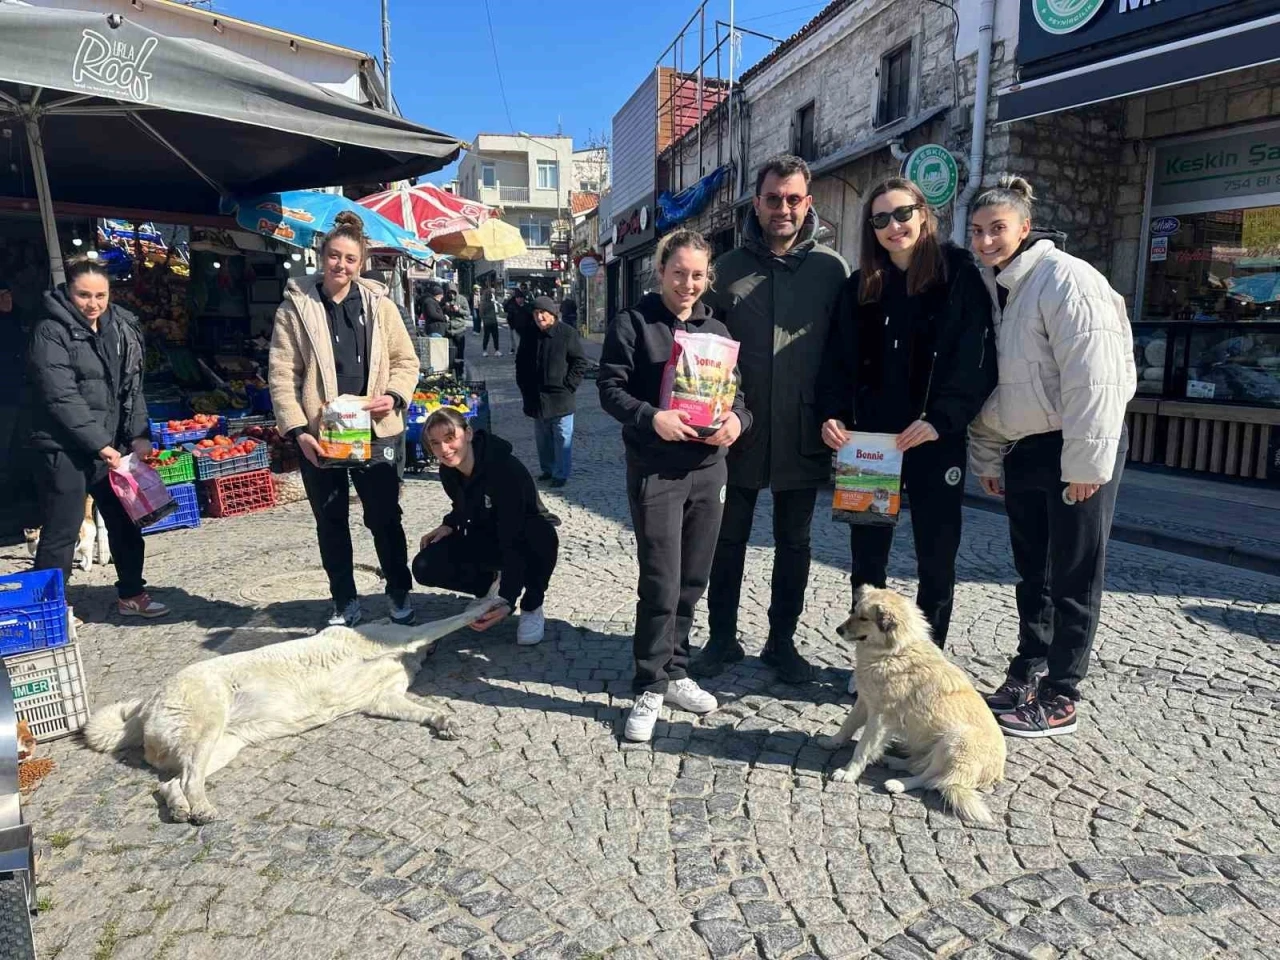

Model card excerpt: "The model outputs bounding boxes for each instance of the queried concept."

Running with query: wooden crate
[1128,400,1280,480]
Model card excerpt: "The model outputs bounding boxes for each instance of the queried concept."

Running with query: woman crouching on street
[597,229,751,743]
[968,175,1136,739]
[268,211,420,628]
[412,409,559,645]
[818,176,995,687]
[27,256,167,618]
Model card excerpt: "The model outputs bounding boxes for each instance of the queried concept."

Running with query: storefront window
[1184,325,1280,407]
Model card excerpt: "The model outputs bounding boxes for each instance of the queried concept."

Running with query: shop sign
[1032,0,1105,37]
[1150,217,1181,237]
[903,145,958,207]
[1150,236,1168,262]
[578,256,600,279]
[612,202,654,255]
[1242,207,1280,250]
[1152,127,1280,209]
[73,29,158,103]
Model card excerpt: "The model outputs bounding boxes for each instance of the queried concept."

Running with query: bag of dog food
[317,395,372,466]
[658,331,741,436]
[109,455,178,528]
[831,432,902,526]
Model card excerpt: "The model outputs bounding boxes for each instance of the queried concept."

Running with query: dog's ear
[874,604,900,637]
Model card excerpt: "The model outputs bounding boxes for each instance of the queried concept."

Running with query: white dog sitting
[84,598,500,824]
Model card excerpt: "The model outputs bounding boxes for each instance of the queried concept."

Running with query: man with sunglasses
[695,155,850,684]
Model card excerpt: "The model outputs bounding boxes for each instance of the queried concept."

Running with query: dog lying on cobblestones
[819,586,1005,824]
[83,598,500,824]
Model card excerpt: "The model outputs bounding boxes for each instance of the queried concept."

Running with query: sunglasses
[869,204,923,229]
[760,193,808,210]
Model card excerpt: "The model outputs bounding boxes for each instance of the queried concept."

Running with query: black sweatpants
[412,520,558,611]
[451,334,467,379]
[707,485,818,644]
[300,458,411,606]
[628,458,727,694]
[1002,430,1126,701]
[846,433,968,647]
[482,324,501,353]
[32,450,146,599]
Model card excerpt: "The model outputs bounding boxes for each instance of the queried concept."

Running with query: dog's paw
[830,766,860,784]
[432,716,461,741]
[167,805,192,824]
[816,735,846,752]
[187,804,219,825]
[884,778,907,794]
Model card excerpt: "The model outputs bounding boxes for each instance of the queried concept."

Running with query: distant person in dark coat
[515,296,588,488]
[504,287,533,357]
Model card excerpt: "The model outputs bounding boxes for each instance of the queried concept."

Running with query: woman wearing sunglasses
[818,177,995,678]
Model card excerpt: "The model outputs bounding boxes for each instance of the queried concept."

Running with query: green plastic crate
[152,450,195,485]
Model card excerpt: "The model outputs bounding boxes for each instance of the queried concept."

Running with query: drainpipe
[889,138,910,162]
[952,0,996,245]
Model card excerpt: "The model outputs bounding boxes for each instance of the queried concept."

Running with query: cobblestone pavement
[6,342,1280,960]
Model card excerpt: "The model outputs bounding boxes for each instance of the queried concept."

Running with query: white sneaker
[484,575,502,600]
[665,677,717,715]
[847,670,858,695]
[625,691,664,742]
[516,606,545,645]
[327,599,362,628]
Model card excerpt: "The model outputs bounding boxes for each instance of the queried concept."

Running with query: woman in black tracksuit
[818,177,995,659]
[598,229,752,743]
[412,409,559,646]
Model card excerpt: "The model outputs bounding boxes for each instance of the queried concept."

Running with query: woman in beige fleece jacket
[968,176,1136,741]
[269,212,420,628]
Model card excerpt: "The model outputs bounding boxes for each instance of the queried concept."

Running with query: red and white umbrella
[357,182,496,244]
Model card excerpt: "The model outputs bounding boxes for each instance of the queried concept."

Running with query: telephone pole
[381,0,393,108]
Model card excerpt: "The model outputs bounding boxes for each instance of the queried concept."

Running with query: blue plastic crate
[150,416,226,449]
[142,482,200,535]
[185,441,269,480]
[146,399,190,421]
[0,569,70,657]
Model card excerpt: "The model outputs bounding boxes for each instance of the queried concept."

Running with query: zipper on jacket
[919,351,938,421]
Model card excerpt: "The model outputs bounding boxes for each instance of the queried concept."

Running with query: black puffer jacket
[818,242,996,437]
[439,431,558,607]
[26,288,149,464]
[420,297,449,337]
[515,320,589,419]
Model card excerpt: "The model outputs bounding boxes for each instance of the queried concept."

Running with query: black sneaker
[761,635,816,684]
[999,694,1077,738]
[690,636,746,678]
[537,472,552,482]
[388,591,415,626]
[985,673,1042,715]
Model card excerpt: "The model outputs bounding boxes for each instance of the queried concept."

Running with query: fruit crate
[0,569,69,658]
[142,482,200,535]
[150,416,226,449]
[151,450,195,485]
[202,469,276,518]
[5,640,90,742]
[186,442,269,481]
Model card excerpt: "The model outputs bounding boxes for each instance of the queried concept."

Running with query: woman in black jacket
[26,257,168,618]
[419,282,449,337]
[597,229,752,743]
[818,177,995,665]
[412,409,559,646]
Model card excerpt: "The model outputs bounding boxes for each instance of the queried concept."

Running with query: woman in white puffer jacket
[968,175,1136,741]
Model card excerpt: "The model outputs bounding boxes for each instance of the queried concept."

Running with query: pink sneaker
[118,593,170,619]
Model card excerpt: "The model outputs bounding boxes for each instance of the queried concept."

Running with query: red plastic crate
[202,469,276,518]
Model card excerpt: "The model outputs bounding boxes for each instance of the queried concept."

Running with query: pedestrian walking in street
[413,409,559,646]
[444,285,470,378]
[560,293,579,333]
[516,296,588,488]
[268,211,420,628]
[471,283,483,335]
[598,229,752,743]
[25,257,168,618]
[504,286,532,356]
[694,155,849,684]
[479,283,502,356]
[818,177,996,687]
[968,175,1136,738]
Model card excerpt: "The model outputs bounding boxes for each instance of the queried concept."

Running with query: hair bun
[996,175,1035,202]
[332,211,365,235]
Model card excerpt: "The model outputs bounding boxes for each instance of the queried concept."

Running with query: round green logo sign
[904,145,958,207]
[1033,0,1106,36]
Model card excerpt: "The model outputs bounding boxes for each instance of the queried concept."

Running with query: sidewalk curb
[963,493,1280,578]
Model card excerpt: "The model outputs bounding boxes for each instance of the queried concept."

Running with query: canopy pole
[127,112,228,197]
[23,109,65,288]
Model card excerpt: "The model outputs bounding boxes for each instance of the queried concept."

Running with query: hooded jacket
[26,288,148,463]
[818,242,996,436]
[439,430,558,607]
[420,296,449,337]
[515,319,589,419]
[968,237,1137,485]
[703,208,849,491]
[598,293,752,474]
[269,275,419,441]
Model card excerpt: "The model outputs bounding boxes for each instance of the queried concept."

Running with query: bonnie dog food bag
[318,394,372,466]
[658,331,741,436]
[831,432,903,526]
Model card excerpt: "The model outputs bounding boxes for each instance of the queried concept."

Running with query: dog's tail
[939,784,995,825]
[83,699,145,753]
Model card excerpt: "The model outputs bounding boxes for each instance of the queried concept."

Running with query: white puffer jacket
[969,239,1136,485]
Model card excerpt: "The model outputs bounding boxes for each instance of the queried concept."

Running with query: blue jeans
[534,414,573,481]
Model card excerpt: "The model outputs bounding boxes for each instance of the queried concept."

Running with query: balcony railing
[500,185,530,203]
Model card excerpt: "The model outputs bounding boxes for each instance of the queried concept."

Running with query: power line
[481,0,516,133]
[737,2,827,25]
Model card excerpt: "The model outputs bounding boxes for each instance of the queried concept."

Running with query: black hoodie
[818,242,996,437]
[26,288,148,463]
[438,430,557,606]
[597,292,752,474]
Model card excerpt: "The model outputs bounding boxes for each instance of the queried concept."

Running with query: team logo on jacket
[944,467,962,486]
[383,446,396,462]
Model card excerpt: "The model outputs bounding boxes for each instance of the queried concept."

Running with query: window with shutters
[877,41,912,127]
[794,102,816,162]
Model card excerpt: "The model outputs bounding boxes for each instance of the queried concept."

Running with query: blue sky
[213,0,834,181]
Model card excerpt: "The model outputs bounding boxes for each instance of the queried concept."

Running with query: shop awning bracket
[127,111,228,199]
